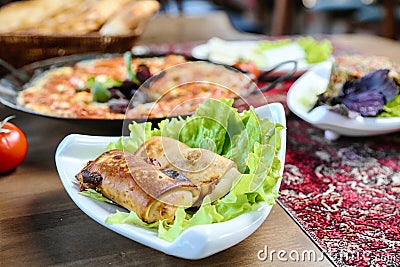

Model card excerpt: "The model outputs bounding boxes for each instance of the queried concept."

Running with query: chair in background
[302,0,366,34]
[352,0,400,39]
[301,0,399,39]
[210,0,272,34]
[158,0,274,34]
[155,0,399,39]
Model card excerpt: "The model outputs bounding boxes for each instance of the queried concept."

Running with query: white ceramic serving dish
[191,40,317,73]
[55,102,287,260]
[287,60,400,139]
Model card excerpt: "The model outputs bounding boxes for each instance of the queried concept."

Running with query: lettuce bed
[98,99,284,241]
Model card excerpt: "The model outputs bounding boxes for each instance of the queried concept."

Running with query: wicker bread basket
[0,0,159,70]
[0,30,144,70]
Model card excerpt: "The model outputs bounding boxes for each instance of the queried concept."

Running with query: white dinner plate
[191,41,318,74]
[55,103,287,260]
[287,60,400,139]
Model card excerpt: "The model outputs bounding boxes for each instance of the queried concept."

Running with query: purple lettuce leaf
[331,69,399,116]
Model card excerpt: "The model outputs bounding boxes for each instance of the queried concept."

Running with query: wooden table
[1,12,400,266]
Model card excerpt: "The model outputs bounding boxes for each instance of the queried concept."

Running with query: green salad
[84,99,284,241]
[257,36,333,64]
[378,95,400,117]
[206,36,332,69]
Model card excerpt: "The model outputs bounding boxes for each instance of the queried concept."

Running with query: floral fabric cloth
[280,118,400,267]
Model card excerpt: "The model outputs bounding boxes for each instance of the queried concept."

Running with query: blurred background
[157,0,400,39]
[0,0,398,39]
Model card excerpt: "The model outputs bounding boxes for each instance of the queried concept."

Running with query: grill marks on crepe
[76,137,241,223]
[134,136,241,206]
[76,150,200,223]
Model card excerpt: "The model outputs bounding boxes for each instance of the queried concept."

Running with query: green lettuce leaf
[297,37,333,64]
[106,210,159,228]
[378,94,400,117]
[79,189,115,204]
[257,39,292,51]
[257,37,332,64]
[97,99,283,241]
[158,196,225,242]
[85,76,121,103]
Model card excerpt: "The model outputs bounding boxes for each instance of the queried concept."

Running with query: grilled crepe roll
[134,136,241,205]
[76,150,200,223]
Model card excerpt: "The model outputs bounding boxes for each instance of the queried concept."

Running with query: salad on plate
[55,98,286,260]
[316,54,400,118]
[287,55,400,139]
[191,36,333,71]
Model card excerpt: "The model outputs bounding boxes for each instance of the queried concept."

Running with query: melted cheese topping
[17,55,251,119]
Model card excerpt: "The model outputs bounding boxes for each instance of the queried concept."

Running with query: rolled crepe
[134,136,241,205]
[76,149,200,223]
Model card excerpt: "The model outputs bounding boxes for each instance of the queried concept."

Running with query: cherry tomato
[0,116,28,173]
[233,61,260,79]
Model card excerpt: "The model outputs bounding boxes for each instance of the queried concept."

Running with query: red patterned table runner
[281,118,400,267]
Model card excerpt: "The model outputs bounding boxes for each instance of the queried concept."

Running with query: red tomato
[0,116,28,173]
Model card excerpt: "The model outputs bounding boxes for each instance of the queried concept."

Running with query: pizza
[16,54,254,120]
